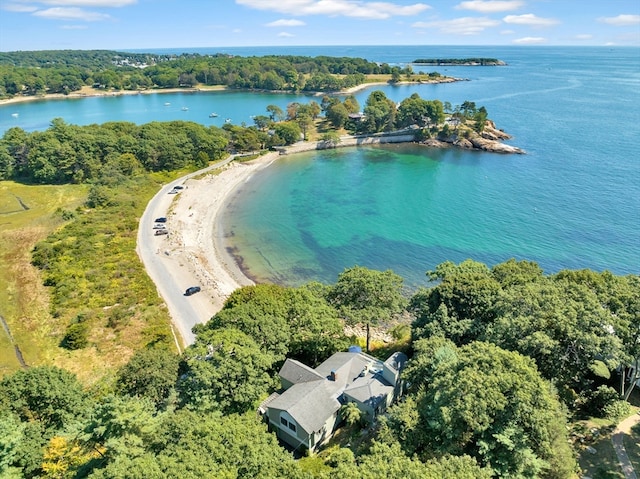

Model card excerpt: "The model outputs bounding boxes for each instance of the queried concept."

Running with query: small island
[412,57,506,66]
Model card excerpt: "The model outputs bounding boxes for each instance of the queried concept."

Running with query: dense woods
[0,50,438,98]
[2,258,638,478]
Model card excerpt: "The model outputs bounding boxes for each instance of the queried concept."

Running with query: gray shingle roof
[268,380,341,433]
[279,358,324,385]
[269,351,401,436]
[344,372,393,408]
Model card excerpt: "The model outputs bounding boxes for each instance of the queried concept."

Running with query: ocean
[1,46,639,290]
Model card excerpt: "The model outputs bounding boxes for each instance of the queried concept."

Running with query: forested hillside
[0,50,442,98]
[1,260,638,478]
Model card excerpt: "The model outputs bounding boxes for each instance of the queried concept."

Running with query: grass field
[0,174,181,385]
[0,181,88,376]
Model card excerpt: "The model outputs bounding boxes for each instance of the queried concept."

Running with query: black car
[173,185,184,190]
[184,286,201,296]
[155,217,167,223]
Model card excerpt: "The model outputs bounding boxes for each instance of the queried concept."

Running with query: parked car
[153,224,166,229]
[155,217,167,223]
[168,189,178,194]
[154,229,169,236]
[184,286,201,296]
[173,185,184,190]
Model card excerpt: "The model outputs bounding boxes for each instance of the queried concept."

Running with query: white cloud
[266,19,306,27]
[412,16,500,35]
[10,0,134,6]
[60,24,88,29]
[2,3,39,12]
[504,13,559,26]
[598,14,640,26]
[33,7,110,20]
[278,31,295,37]
[455,1,523,13]
[513,36,546,44]
[236,0,430,20]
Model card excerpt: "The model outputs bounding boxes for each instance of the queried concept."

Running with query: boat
[181,107,189,111]
[225,118,231,123]
[164,102,171,106]
[11,113,19,118]
[209,112,218,118]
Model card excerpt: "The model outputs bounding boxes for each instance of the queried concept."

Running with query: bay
[1,46,638,289]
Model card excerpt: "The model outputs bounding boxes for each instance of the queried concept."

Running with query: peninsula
[412,57,506,66]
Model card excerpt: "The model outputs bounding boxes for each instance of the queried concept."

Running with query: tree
[272,121,301,145]
[328,266,406,351]
[81,395,161,472]
[179,328,277,414]
[340,401,362,427]
[116,348,181,409]
[328,441,492,479]
[391,340,576,479]
[0,366,88,431]
[266,104,284,122]
[361,90,396,133]
[149,411,302,479]
[326,102,349,129]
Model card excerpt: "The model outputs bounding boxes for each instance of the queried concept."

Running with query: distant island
[412,58,506,66]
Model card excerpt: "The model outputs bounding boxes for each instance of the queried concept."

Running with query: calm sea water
[2,46,639,290]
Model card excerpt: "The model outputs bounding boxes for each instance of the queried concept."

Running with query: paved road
[612,413,640,479]
[136,158,234,347]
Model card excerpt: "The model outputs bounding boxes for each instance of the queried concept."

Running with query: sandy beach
[145,134,418,337]
[0,85,227,106]
[159,154,279,319]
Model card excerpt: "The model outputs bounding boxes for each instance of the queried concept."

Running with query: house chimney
[330,370,337,381]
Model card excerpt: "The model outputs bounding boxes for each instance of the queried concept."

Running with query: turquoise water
[1,46,639,289]
[220,47,640,288]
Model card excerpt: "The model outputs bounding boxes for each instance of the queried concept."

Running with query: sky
[0,0,639,52]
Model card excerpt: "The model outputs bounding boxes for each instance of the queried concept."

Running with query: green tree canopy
[0,366,88,432]
[116,348,181,409]
[178,328,277,414]
[390,339,576,479]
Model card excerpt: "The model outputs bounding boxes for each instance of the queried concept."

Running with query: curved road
[136,158,234,347]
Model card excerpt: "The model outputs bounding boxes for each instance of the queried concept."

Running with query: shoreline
[0,77,462,106]
[141,129,522,343]
[162,133,443,325]
[164,136,418,324]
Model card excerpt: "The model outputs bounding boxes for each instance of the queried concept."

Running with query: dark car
[173,185,184,190]
[155,217,167,223]
[184,286,201,296]
[154,229,169,236]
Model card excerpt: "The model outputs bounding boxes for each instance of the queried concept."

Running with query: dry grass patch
[0,182,87,377]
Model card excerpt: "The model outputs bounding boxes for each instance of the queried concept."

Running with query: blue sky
[0,0,639,51]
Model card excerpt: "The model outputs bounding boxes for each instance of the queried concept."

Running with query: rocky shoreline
[418,121,525,154]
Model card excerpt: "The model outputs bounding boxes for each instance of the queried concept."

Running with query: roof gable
[268,380,340,433]
[279,358,324,385]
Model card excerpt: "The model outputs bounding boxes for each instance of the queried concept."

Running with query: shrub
[62,322,89,350]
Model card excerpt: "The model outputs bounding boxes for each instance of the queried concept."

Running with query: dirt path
[0,314,27,368]
[612,413,640,479]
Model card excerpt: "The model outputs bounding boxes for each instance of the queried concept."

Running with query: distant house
[261,350,407,453]
[348,112,366,122]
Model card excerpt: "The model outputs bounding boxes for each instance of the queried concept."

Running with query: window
[280,417,287,427]
[288,422,297,433]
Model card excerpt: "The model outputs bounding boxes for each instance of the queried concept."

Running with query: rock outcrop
[420,120,525,154]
